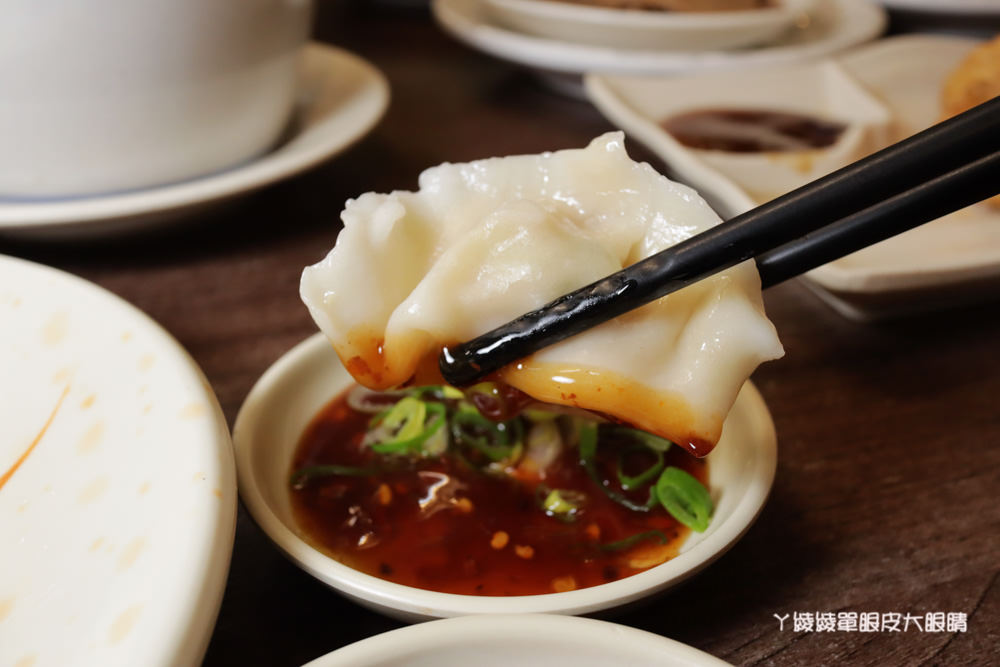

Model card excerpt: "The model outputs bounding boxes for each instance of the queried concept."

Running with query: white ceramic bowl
[483,0,817,51]
[0,0,311,197]
[234,333,777,622]
[304,614,732,666]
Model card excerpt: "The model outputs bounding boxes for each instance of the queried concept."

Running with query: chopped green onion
[632,431,673,452]
[407,385,464,400]
[468,381,498,393]
[497,441,524,468]
[440,385,465,400]
[611,487,658,512]
[523,408,560,422]
[604,424,674,452]
[655,467,713,533]
[454,401,487,420]
[451,405,522,462]
[599,529,668,552]
[578,423,656,512]
[616,445,664,491]
[370,398,447,455]
[542,489,585,517]
[289,464,378,489]
[461,430,515,461]
[422,420,449,456]
[578,422,598,461]
[385,397,425,437]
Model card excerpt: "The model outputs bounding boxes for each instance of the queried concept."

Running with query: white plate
[586,34,1000,320]
[483,0,817,52]
[303,614,732,666]
[877,0,1000,15]
[234,333,776,622]
[433,0,885,76]
[0,255,235,667]
[0,43,389,239]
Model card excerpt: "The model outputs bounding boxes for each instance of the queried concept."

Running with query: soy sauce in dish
[289,385,710,596]
[662,108,847,153]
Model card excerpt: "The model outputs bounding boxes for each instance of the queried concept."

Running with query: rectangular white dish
[586,34,1000,320]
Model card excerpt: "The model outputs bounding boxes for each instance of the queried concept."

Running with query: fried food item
[941,36,1000,208]
[941,36,1000,117]
[552,0,773,11]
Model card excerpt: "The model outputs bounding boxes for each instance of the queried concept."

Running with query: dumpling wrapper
[301,133,783,455]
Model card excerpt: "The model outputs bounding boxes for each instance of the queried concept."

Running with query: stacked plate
[432,0,887,83]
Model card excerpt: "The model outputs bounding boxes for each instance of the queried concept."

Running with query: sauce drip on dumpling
[300,133,783,455]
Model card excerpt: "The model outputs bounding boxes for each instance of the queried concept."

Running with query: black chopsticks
[438,97,1000,387]
[756,147,1000,288]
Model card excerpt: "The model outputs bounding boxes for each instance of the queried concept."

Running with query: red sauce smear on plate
[0,385,69,492]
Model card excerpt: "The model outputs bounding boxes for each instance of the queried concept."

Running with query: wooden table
[6,3,998,665]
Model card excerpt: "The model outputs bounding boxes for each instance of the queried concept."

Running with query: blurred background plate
[433,0,885,78]
[586,34,1000,320]
[0,44,388,239]
[0,255,235,667]
[302,614,732,666]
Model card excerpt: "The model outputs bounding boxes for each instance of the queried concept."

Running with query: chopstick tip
[439,345,484,387]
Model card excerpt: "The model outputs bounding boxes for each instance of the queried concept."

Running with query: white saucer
[234,333,776,622]
[432,0,886,77]
[0,254,235,666]
[303,615,731,666]
[0,43,389,239]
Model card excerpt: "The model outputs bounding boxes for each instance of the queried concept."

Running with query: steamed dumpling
[301,133,783,455]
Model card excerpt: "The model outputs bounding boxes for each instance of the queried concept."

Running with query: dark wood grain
[4,3,998,665]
